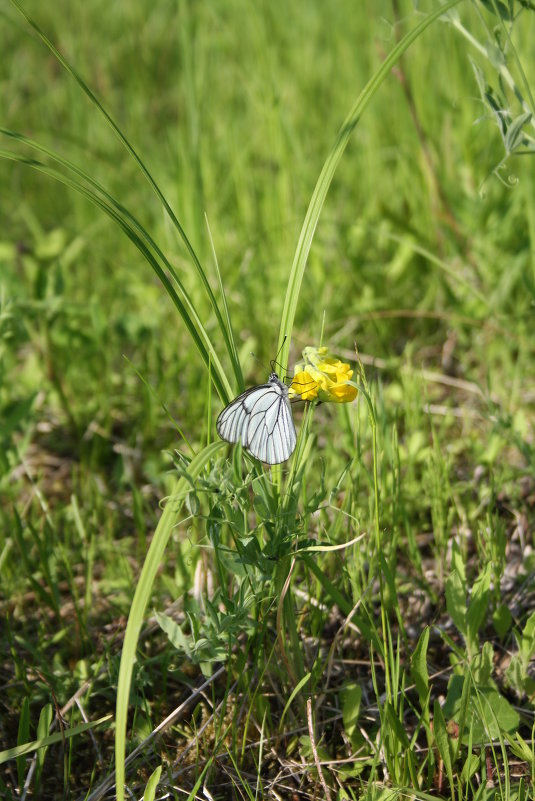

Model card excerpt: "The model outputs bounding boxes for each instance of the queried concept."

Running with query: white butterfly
[216,372,296,464]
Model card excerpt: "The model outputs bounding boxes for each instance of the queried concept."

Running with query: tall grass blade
[9,0,243,387]
[278,0,462,369]
[0,141,232,403]
[205,213,243,391]
[114,442,224,801]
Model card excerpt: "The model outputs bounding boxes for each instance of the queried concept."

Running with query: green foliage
[1,0,535,798]
[446,547,496,660]
[434,698,456,795]
[410,627,431,713]
[34,703,53,792]
[16,697,30,790]
[506,611,535,697]
[443,676,520,744]
[142,765,162,801]
[341,682,363,747]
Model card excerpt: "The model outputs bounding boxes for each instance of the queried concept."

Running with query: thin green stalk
[371,395,392,706]
[274,556,305,684]
[205,213,243,392]
[358,367,391,705]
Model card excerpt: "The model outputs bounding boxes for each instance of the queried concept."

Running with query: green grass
[1,0,535,799]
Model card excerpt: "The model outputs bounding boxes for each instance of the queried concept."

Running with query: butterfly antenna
[270,335,288,373]
[250,351,264,369]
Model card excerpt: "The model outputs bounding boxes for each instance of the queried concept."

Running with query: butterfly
[216,372,296,464]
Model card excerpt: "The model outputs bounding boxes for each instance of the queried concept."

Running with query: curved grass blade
[277,0,463,369]
[114,441,224,801]
[0,716,112,765]
[0,143,232,404]
[9,0,243,389]
[205,213,244,393]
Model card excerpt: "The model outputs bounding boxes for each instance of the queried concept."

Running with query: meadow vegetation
[1,1,535,799]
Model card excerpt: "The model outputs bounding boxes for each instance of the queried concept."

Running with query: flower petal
[289,370,319,401]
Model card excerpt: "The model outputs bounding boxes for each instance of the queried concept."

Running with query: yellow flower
[289,370,320,401]
[289,346,358,403]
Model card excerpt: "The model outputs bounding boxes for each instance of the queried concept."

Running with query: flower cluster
[289,346,358,403]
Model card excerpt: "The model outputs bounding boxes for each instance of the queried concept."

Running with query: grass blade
[0,142,232,403]
[9,0,243,387]
[0,716,112,765]
[114,441,224,801]
[278,0,462,369]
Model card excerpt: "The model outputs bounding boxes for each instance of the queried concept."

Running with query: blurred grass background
[1,0,535,797]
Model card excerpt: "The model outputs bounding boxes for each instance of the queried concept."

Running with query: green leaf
[340,682,362,742]
[455,670,472,762]
[35,704,53,789]
[433,700,454,791]
[472,641,494,686]
[410,627,430,706]
[185,491,200,516]
[519,610,535,662]
[445,570,466,637]
[461,751,480,782]
[385,702,410,749]
[379,552,397,610]
[2,394,37,438]
[34,227,66,260]
[450,539,466,585]
[493,603,513,637]
[476,686,520,741]
[16,697,30,789]
[143,765,162,801]
[154,611,190,654]
[505,732,535,768]
[280,673,312,730]
[253,494,270,519]
[299,735,331,764]
[466,563,491,650]
[505,112,533,153]
[443,676,520,744]
[301,553,353,618]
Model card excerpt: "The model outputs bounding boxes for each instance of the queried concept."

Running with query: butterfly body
[216,372,296,464]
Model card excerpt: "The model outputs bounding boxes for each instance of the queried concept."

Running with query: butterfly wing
[216,374,296,464]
